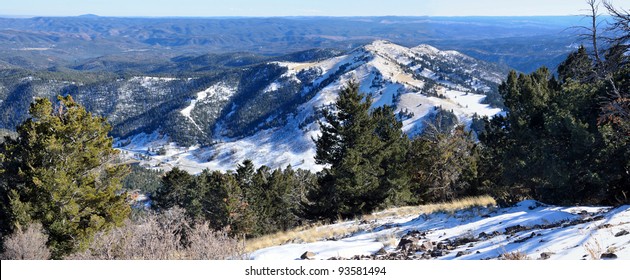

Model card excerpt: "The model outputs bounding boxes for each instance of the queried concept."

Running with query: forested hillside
[0,2,628,261]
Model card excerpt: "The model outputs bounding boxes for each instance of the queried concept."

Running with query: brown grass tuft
[584,237,602,260]
[246,195,496,253]
[245,220,360,253]
[362,195,496,221]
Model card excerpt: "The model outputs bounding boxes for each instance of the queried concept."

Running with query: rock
[600,253,618,259]
[431,250,445,257]
[615,229,629,237]
[406,230,426,237]
[539,252,553,260]
[456,250,470,257]
[514,232,537,243]
[301,251,316,260]
[420,240,434,251]
[504,225,528,234]
[397,236,420,251]
[375,248,387,255]
[286,238,304,244]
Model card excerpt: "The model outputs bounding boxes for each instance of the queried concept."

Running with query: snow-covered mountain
[117,40,506,173]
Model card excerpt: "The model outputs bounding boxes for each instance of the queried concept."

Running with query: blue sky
[0,0,623,17]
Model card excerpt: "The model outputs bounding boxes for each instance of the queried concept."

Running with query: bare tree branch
[587,0,604,64]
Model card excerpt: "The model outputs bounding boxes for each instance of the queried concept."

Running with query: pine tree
[371,105,411,206]
[409,125,479,202]
[308,82,409,220]
[0,96,130,258]
[153,167,195,211]
[557,46,594,83]
[480,63,607,204]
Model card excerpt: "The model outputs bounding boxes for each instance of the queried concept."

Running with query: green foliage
[122,164,163,194]
[153,168,195,212]
[409,125,480,202]
[0,95,130,259]
[153,162,316,238]
[557,46,594,83]
[422,108,459,136]
[371,106,412,207]
[597,45,630,204]
[479,34,629,205]
[200,170,253,236]
[307,82,410,220]
[237,164,312,236]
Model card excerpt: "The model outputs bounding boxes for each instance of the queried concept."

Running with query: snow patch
[251,201,630,260]
[180,83,236,131]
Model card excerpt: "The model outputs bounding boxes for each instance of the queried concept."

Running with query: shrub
[68,207,245,260]
[1,222,51,260]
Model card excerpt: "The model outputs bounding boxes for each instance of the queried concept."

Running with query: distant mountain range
[0,16,583,72]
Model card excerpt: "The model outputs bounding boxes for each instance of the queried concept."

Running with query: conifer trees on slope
[479,43,629,205]
[0,96,130,258]
[307,82,411,220]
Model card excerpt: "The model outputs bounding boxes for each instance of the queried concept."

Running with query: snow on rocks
[249,201,630,260]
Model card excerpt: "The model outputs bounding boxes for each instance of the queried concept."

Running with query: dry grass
[362,195,496,221]
[245,220,360,253]
[500,250,531,260]
[584,237,603,260]
[376,232,399,248]
[246,195,496,253]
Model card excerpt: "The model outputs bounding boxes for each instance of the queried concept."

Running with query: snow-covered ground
[250,200,630,260]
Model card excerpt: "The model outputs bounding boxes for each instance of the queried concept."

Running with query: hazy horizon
[2,0,625,17]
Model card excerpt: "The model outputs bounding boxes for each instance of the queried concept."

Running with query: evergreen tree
[598,46,630,204]
[0,96,130,258]
[557,46,594,83]
[235,159,256,190]
[480,63,608,204]
[371,106,411,206]
[155,168,254,237]
[307,82,409,220]
[409,125,479,202]
[153,167,195,212]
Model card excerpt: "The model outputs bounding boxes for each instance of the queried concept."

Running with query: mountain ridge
[112,40,505,173]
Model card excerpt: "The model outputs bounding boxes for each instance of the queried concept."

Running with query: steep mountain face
[113,40,507,173]
[0,40,506,172]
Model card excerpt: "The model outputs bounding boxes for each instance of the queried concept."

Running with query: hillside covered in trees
[0,1,628,260]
